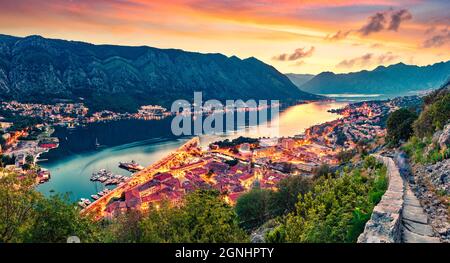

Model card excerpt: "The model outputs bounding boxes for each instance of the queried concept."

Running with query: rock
[438,123,450,150]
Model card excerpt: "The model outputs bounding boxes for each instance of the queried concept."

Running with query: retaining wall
[357,155,405,243]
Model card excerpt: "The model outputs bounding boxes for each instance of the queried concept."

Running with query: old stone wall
[357,155,404,243]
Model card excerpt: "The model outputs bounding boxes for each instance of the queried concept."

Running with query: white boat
[98,191,104,196]
[84,199,92,205]
[98,176,107,182]
[78,201,87,208]
[104,179,113,185]
[91,194,99,200]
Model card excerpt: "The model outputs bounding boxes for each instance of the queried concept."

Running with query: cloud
[292,61,305,67]
[324,30,351,41]
[337,53,373,68]
[422,28,450,48]
[388,9,412,31]
[359,12,386,36]
[337,52,399,68]
[377,51,398,64]
[358,8,412,36]
[370,43,383,48]
[272,46,315,61]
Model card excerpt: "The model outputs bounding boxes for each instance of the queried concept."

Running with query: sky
[0,0,449,74]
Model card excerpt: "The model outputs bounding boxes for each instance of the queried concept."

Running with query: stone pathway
[401,185,441,243]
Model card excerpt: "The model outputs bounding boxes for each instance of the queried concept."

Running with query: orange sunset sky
[0,0,449,74]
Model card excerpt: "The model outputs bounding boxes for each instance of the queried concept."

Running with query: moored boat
[119,160,144,171]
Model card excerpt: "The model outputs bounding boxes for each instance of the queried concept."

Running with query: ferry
[119,160,144,172]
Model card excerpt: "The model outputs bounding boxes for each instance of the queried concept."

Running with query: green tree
[313,164,333,179]
[270,162,387,243]
[140,190,248,243]
[103,210,143,243]
[235,187,273,230]
[413,93,450,137]
[269,175,313,217]
[0,170,41,243]
[24,194,102,243]
[25,155,34,165]
[386,108,417,145]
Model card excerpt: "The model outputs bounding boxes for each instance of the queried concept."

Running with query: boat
[112,179,119,184]
[95,137,100,148]
[119,160,144,171]
[106,179,115,185]
[78,201,87,208]
[91,194,100,200]
[90,174,99,181]
[84,199,92,205]
[98,176,108,182]
[98,191,104,196]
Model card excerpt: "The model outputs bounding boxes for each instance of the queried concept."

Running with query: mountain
[0,35,320,112]
[300,62,450,95]
[285,73,315,88]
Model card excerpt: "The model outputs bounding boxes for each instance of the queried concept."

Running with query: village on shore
[80,96,421,219]
[0,96,421,218]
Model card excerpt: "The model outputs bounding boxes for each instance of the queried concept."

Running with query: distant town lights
[170,92,280,136]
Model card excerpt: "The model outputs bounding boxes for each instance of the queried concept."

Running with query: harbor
[36,102,348,202]
[90,168,128,186]
[77,160,144,208]
[77,168,126,208]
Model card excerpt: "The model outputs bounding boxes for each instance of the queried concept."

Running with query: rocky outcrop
[358,155,404,243]
[437,123,450,151]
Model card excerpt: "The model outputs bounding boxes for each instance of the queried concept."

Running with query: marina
[90,169,128,186]
[79,188,112,208]
[36,101,348,202]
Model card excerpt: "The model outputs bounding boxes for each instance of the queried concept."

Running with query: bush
[235,188,273,230]
[386,108,417,146]
[268,161,387,243]
[139,190,248,243]
[413,92,450,138]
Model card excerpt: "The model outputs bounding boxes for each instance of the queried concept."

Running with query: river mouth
[36,101,348,201]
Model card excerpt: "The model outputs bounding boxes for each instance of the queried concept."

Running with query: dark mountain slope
[300,62,450,95]
[285,73,315,88]
[0,34,320,112]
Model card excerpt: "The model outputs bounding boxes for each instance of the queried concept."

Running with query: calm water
[37,101,347,201]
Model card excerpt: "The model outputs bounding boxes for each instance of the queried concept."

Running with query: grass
[402,136,449,164]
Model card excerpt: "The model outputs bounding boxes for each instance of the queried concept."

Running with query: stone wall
[357,155,404,243]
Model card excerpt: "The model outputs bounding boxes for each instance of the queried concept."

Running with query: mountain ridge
[289,61,450,95]
[0,34,320,112]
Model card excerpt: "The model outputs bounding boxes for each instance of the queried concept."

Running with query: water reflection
[37,101,347,200]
